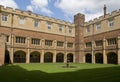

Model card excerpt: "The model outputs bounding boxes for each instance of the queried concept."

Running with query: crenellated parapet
[85,9,120,26]
[0,5,74,27]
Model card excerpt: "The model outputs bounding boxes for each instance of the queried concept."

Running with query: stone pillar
[73,53,75,63]
[83,54,85,63]
[26,37,30,63]
[63,41,67,63]
[41,39,45,48]
[103,38,107,64]
[64,52,67,63]
[53,40,57,63]
[41,50,44,63]
[117,35,120,65]
[54,40,57,49]
[0,34,5,65]
[53,50,56,63]
[92,40,95,64]
[10,34,14,63]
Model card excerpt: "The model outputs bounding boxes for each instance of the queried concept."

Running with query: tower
[74,13,85,63]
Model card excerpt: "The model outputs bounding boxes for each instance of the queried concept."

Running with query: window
[59,25,62,32]
[86,26,90,32]
[45,40,53,46]
[48,23,52,30]
[6,36,9,42]
[86,42,92,48]
[96,24,101,30]
[95,40,103,47]
[16,37,26,43]
[2,14,7,21]
[69,27,72,33]
[57,41,64,47]
[107,38,116,45]
[34,20,39,27]
[32,38,40,45]
[19,17,25,25]
[67,43,73,48]
[109,20,114,27]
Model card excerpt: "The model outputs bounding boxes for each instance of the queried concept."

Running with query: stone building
[0,5,120,65]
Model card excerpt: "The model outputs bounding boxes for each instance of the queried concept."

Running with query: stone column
[103,38,107,64]
[10,34,14,63]
[53,50,56,63]
[83,54,85,63]
[54,40,57,49]
[64,41,67,63]
[0,34,5,65]
[26,37,30,63]
[73,54,75,63]
[53,40,57,63]
[64,52,67,63]
[117,35,120,65]
[41,39,45,48]
[92,40,95,64]
[41,50,44,63]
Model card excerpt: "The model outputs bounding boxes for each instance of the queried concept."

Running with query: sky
[0,0,120,23]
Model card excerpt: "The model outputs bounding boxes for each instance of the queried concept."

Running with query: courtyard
[0,63,120,82]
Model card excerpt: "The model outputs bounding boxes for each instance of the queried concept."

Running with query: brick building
[0,5,120,65]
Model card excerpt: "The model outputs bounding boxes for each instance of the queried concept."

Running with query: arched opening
[107,52,118,64]
[67,53,73,62]
[4,50,10,64]
[85,53,92,63]
[14,50,26,63]
[44,52,53,63]
[30,51,40,63]
[95,53,103,64]
[56,53,64,63]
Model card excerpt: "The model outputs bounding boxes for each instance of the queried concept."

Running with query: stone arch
[67,53,73,62]
[14,50,26,63]
[107,52,118,64]
[56,53,64,63]
[85,53,92,63]
[95,53,103,64]
[4,50,10,64]
[44,52,53,63]
[30,51,40,63]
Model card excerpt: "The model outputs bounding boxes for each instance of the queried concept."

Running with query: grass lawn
[0,63,120,82]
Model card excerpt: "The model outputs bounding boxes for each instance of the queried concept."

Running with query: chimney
[104,4,107,17]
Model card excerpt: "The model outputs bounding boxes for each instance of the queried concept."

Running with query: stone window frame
[47,22,52,30]
[95,40,103,47]
[86,42,92,48]
[2,14,8,21]
[34,20,39,28]
[57,41,64,47]
[96,24,101,31]
[16,36,26,44]
[69,27,72,34]
[45,40,53,46]
[31,38,40,45]
[59,25,63,32]
[67,42,73,48]
[86,26,90,33]
[6,35,9,42]
[108,18,114,28]
[19,16,25,25]
[107,38,117,46]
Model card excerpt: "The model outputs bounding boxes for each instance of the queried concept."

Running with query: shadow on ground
[0,64,120,82]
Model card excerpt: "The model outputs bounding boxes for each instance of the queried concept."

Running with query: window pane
[2,15,7,21]
[34,20,39,27]
[19,17,24,25]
